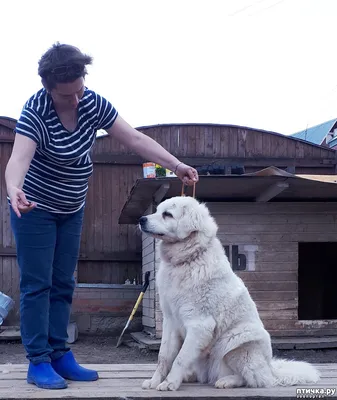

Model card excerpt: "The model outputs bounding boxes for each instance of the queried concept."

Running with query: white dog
[139,196,320,391]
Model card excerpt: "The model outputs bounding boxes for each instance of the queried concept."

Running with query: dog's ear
[179,202,218,238]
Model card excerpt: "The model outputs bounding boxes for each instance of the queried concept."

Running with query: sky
[1,0,337,136]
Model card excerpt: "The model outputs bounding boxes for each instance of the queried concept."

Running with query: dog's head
[138,196,218,242]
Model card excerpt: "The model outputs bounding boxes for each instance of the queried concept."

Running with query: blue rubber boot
[51,351,99,381]
[27,362,68,389]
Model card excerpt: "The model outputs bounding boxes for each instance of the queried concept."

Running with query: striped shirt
[14,87,118,213]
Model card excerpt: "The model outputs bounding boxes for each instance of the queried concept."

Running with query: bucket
[143,162,156,178]
[0,292,15,326]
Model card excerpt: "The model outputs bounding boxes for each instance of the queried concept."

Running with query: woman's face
[50,77,85,111]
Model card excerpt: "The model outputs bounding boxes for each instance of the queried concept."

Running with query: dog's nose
[139,216,147,226]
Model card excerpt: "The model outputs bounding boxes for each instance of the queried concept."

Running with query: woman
[5,42,198,390]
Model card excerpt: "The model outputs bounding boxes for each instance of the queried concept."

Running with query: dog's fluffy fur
[139,196,320,391]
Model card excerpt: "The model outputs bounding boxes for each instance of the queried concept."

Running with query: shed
[118,124,337,341]
[119,170,337,340]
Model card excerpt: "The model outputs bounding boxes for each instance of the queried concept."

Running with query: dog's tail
[271,358,320,386]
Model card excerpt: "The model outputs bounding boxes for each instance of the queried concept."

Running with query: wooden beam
[0,138,14,143]
[255,182,289,202]
[0,247,16,256]
[79,251,141,262]
[91,154,337,168]
[0,247,141,262]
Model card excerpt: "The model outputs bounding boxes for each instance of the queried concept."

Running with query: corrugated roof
[291,118,337,145]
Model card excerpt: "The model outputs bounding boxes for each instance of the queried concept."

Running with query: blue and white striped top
[14,87,118,213]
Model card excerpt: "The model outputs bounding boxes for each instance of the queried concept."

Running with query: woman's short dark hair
[38,42,93,90]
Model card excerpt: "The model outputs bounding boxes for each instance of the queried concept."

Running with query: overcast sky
[1,0,337,136]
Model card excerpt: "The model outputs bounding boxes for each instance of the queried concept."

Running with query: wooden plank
[245,129,255,158]
[228,127,238,157]
[264,319,337,332]
[212,127,221,157]
[0,362,335,373]
[0,327,20,340]
[78,251,141,262]
[208,201,337,214]
[0,118,16,131]
[1,362,334,372]
[236,272,297,281]
[0,386,331,400]
[259,310,297,320]
[2,258,12,297]
[0,247,141,262]
[221,232,337,244]
[93,166,104,260]
[244,281,297,292]
[0,371,154,380]
[272,336,337,350]
[0,124,15,142]
[238,129,246,157]
[250,291,296,301]
[179,126,189,157]
[3,377,337,388]
[286,139,296,160]
[6,368,337,382]
[170,126,180,157]
[0,364,156,372]
[204,126,213,157]
[219,127,229,157]
[218,221,337,233]
[0,364,336,399]
[162,126,172,157]
[91,154,337,168]
[296,140,305,158]
[195,126,205,157]
[256,301,297,311]
[269,327,337,336]
[118,164,130,257]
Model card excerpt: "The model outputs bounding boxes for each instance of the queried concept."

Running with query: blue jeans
[10,206,84,364]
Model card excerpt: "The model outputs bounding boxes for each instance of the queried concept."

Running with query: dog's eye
[162,211,173,218]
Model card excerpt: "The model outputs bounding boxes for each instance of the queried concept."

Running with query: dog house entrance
[298,242,337,320]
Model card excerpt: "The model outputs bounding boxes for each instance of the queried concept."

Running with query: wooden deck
[0,363,336,399]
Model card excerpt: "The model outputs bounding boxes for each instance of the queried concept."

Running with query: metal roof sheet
[291,119,337,145]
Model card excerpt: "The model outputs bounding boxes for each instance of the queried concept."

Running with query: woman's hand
[175,163,199,186]
[5,134,37,217]
[7,186,36,218]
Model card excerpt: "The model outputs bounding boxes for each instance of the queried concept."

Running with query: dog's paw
[215,375,244,389]
[156,380,179,391]
[142,379,158,390]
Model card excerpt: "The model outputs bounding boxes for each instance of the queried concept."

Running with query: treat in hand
[8,186,36,218]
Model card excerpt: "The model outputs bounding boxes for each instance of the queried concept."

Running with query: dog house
[119,167,337,340]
